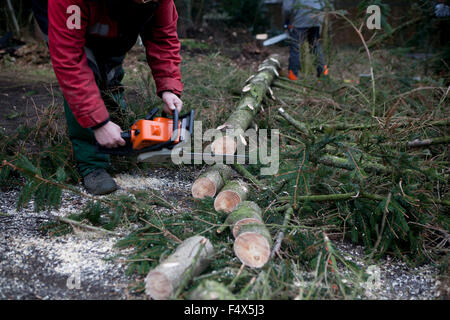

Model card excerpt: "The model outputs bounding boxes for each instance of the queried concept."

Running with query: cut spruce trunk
[223,201,272,268]
[234,223,272,268]
[188,280,236,300]
[214,180,249,213]
[145,236,214,300]
[211,55,281,155]
[225,201,264,238]
[191,164,233,199]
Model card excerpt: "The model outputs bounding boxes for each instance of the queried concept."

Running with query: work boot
[83,169,118,195]
[288,70,298,81]
[317,65,329,78]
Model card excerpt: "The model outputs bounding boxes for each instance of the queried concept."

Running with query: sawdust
[114,173,167,191]
[0,167,199,299]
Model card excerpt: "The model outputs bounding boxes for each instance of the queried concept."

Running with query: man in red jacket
[32,0,184,195]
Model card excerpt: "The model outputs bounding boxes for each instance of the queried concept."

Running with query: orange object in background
[323,65,329,76]
[130,117,181,150]
[288,70,298,80]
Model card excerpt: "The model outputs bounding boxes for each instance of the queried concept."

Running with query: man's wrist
[90,117,110,130]
[161,90,180,98]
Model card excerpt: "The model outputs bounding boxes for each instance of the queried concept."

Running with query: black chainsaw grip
[121,131,132,141]
[96,131,133,155]
[172,109,179,142]
[161,109,179,142]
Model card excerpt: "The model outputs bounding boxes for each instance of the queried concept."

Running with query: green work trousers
[64,79,127,177]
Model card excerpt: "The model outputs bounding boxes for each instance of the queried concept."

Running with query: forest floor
[0,27,448,300]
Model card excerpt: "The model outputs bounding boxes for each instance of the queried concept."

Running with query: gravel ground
[0,189,131,299]
[0,166,445,300]
[0,167,198,300]
[334,242,443,300]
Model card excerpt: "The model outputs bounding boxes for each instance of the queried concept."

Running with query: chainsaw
[97,108,248,164]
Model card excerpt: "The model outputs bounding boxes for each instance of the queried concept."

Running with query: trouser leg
[63,99,110,177]
[288,28,309,77]
[308,27,326,76]
[288,28,300,76]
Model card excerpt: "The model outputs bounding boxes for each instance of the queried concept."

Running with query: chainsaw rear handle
[95,131,134,156]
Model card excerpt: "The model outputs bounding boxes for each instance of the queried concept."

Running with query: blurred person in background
[282,0,328,80]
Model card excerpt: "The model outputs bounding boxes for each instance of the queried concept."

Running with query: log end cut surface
[192,177,216,199]
[211,136,237,155]
[145,271,173,300]
[214,191,241,213]
[234,232,271,268]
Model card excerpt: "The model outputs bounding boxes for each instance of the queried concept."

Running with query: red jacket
[48,0,183,128]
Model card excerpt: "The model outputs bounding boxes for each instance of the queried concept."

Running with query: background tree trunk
[174,0,193,38]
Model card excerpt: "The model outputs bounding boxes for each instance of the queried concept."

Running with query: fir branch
[277,108,311,136]
[231,163,264,189]
[270,206,294,259]
[55,216,122,236]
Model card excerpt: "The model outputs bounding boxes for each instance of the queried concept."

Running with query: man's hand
[162,91,183,114]
[94,121,126,149]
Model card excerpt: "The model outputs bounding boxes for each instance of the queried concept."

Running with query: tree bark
[225,201,264,238]
[316,154,390,174]
[191,164,233,199]
[277,107,310,135]
[174,0,193,38]
[6,0,20,37]
[405,136,450,148]
[214,180,249,213]
[145,236,214,300]
[188,280,236,300]
[211,55,281,155]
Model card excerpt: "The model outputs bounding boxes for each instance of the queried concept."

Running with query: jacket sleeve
[48,0,109,128]
[143,0,183,97]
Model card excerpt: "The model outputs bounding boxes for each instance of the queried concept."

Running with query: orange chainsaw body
[130,117,181,150]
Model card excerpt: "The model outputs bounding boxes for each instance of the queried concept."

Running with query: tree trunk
[6,0,20,37]
[191,164,233,199]
[234,223,272,268]
[145,236,214,300]
[211,55,281,155]
[214,180,249,213]
[174,0,193,38]
[225,201,263,238]
[188,280,236,300]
